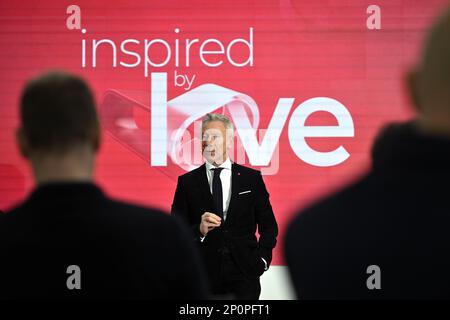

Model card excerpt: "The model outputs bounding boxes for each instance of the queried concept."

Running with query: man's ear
[16,127,30,159]
[407,68,422,114]
[92,122,101,153]
[226,133,234,152]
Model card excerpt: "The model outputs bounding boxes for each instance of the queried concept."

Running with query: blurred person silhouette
[285,7,450,299]
[0,71,208,299]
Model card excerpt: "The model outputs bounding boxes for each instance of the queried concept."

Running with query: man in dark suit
[0,71,208,299]
[171,113,278,299]
[284,8,450,299]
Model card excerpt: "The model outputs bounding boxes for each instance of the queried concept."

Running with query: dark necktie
[211,167,224,218]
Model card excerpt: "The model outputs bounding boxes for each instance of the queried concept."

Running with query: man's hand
[199,212,221,236]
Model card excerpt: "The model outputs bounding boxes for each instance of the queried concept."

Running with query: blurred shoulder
[286,174,374,243]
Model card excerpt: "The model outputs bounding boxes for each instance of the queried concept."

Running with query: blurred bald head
[409,7,450,135]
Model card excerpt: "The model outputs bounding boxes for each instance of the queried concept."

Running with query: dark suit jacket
[285,122,450,299]
[171,162,278,286]
[0,182,208,299]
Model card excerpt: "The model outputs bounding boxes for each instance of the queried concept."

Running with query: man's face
[202,121,229,165]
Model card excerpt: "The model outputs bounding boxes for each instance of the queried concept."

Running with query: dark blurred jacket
[285,121,450,299]
[0,182,208,299]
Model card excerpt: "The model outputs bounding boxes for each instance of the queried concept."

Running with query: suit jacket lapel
[194,163,216,213]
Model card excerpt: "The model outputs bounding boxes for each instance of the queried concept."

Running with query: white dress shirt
[205,157,232,221]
